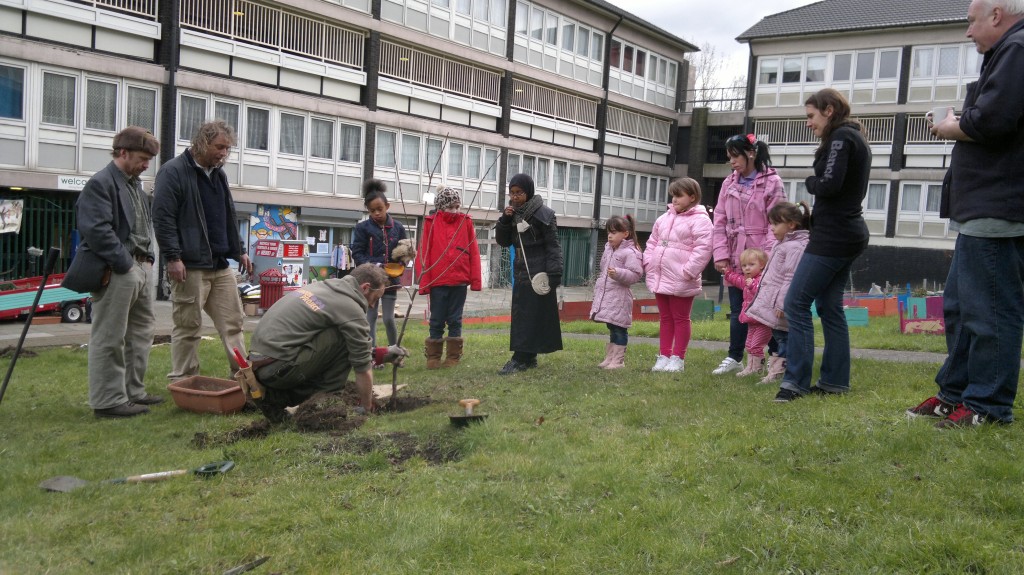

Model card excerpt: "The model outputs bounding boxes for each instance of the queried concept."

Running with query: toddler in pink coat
[724,248,770,377]
[590,215,644,369]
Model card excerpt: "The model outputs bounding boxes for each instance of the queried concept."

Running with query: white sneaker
[711,356,742,375]
[663,356,685,372]
[651,355,670,372]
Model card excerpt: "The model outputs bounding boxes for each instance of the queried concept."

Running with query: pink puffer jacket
[643,204,713,298]
[590,239,643,328]
[724,269,763,325]
[745,229,809,330]
[712,168,786,273]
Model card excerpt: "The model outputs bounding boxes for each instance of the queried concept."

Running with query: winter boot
[758,356,787,385]
[442,337,464,368]
[424,338,444,370]
[597,343,614,368]
[603,344,627,370]
[736,355,765,377]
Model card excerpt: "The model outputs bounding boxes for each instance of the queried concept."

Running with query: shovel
[39,460,235,493]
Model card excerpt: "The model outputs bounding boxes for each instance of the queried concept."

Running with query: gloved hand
[548,274,561,289]
[383,345,409,366]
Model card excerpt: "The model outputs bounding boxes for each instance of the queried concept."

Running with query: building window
[467,146,481,179]
[758,59,778,85]
[339,123,361,162]
[448,142,464,177]
[42,72,76,126]
[832,53,851,82]
[484,148,497,181]
[85,79,117,131]
[376,130,397,167]
[179,95,206,140]
[0,64,24,120]
[782,57,802,83]
[311,118,334,159]
[806,55,826,82]
[865,183,888,211]
[279,113,305,156]
[400,133,420,171]
[426,138,443,175]
[126,86,156,132]
[246,107,269,151]
[215,101,239,132]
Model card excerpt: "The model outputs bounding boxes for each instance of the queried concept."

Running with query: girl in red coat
[416,186,482,368]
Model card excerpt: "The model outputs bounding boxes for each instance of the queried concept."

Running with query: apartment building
[0,0,697,288]
[686,0,973,289]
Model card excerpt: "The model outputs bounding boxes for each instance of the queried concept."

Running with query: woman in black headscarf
[494,173,564,374]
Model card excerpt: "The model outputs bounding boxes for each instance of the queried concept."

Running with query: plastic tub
[167,376,246,415]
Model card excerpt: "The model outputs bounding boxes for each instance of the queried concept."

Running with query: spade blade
[39,476,90,493]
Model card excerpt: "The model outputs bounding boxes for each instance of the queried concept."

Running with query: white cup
[928,106,953,124]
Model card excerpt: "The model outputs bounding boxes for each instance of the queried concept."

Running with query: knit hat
[434,186,461,211]
[508,173,535,199]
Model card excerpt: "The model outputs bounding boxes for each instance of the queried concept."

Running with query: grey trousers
[366,290,397,347]
[255,328,354,406]
[88,261,155,409]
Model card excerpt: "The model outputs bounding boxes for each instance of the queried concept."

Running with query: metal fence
[606,106,671,145]
[755,116,895,146]
[68,0,157,18]
[510,79,597,127]
[0,195,78,280]
[180,0,364,68]
[379,41,500,104]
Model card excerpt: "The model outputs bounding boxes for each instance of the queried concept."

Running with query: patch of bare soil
[0,346,36,358]
[192,419,271,448]
[318,431,461,470]
[152,335,172,345]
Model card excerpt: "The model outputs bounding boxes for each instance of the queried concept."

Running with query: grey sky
[605,0,820,80]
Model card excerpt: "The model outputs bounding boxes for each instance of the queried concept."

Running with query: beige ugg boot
[736,355,765,377]
[442,337,464,368]
[602,344,627,370]
[424,338,444,370]
[759,356,787,384]
[597,343,614,368]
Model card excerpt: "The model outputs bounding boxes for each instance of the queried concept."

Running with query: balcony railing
[68,0,157,18]
[606,106,671,145]
[379,41,500,104]
[905,115,954,144]
[510,79,597,127]
[180,0,364,68]
[755,116,895,146]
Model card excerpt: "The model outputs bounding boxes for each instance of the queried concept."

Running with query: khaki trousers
[168,267,245,380]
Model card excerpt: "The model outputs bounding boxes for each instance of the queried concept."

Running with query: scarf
[513,194,544,225]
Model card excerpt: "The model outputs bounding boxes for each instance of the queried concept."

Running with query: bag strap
[515,221,531,278]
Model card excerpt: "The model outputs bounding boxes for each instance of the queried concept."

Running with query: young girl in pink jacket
[724,248,770,377]
[590,215,643,370]
[643,178,714,373]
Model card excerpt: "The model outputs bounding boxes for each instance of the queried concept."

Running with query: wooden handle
[124,469,190,483]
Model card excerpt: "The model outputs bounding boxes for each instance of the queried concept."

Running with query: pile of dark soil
[192,419,271,448]
[0,346,36,358]
[318,431,461,469]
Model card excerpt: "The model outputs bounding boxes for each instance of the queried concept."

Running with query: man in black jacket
[907,0,1024,427]
[75,127,164,417]
[153,120,252,381]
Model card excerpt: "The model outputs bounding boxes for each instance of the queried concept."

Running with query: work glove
[384,345,409,366]
[548,274,561,289]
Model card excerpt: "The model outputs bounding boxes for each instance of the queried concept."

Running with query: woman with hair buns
[416,185,482,369]
[351,179,407,356]
[494,173,563,375]
[711,133,786,376]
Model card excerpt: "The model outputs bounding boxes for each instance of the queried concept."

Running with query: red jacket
[415,211,482,295]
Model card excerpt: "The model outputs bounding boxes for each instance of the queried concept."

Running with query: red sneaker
[935,404,986,429]
[906,396,954,419]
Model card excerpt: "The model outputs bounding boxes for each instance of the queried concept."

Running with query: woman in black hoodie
[774,88,871,403]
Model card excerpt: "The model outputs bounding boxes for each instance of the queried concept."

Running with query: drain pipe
[589,16,623,277]
[156,0,181,300]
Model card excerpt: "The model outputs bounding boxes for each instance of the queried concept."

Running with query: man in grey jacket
[77,127,164,418]
[153,121,252,381]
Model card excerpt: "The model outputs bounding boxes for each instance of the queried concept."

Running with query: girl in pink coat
[745,202,811,384]
[724,248,770,377]
[643,178,714,373]
[711,134,786,376]
[590,215,643,370]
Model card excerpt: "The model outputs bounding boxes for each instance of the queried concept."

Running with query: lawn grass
[2,325,1023,573]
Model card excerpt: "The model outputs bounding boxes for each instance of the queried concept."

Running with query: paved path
[0,284,954,365]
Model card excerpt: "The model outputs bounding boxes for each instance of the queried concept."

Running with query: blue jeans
[934,234,1024,423]
[781,252,859,394]
[607,323,628,345]
[428,285,468,339]
[772,328,788,359]
[727,286,747,361]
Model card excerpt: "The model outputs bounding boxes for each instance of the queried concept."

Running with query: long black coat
[495,205,563,354]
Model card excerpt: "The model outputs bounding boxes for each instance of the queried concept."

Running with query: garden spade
[39,460,235,493]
